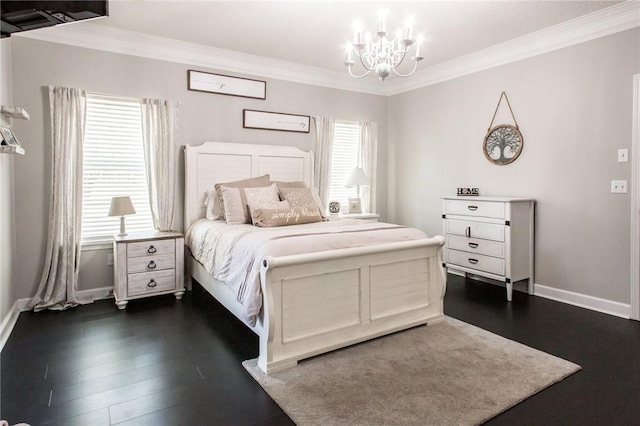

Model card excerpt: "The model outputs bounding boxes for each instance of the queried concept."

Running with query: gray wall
[388,28,639,304]
[5,27,638,309]
[9,37,388,298]
[0,38,16,320]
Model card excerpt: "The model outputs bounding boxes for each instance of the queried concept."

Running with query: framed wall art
[187,70,266,99]
[243,109,310,133]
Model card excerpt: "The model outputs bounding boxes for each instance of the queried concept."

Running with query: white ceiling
[95,0,621,74]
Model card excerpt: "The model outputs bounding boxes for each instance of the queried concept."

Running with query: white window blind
[81,94,154,244]
[328,121,360,209]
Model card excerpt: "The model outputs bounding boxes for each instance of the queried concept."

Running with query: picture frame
[348,198,362,214]
[0,126,25,155]
[187,69,266,100]
[0,126,20,147]
[243,109,310,133]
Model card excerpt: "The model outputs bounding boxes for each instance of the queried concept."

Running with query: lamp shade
[345,167,369,187]
[108,196,136,217]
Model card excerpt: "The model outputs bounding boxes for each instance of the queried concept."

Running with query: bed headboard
[184,141,314,231]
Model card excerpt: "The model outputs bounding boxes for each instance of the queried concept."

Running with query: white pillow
[204,190,223,220]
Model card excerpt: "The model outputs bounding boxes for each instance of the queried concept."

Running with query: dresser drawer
[445,199,505,219]
[127,239,175,258]
[127,254,175,274]
[128,269,176,297]
[446,235,506,258]
[446,249,505,276]
[445,219,505,242]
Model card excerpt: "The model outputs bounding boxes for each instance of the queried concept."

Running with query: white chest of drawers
[113,231,185,309]
[442,196,535,301]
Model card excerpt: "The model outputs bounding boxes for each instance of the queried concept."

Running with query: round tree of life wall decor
[483,92,524,165]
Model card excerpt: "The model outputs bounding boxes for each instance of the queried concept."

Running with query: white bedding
[186,218,430,326]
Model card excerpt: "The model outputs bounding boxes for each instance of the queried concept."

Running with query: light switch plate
[611,180,628,193]
[618,149,628,163]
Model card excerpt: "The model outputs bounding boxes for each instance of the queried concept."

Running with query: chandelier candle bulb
[353,22,363,46]
[404,17,414,41]
[377,9,387,35]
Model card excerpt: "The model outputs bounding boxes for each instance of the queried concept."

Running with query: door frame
[631,74,639,320]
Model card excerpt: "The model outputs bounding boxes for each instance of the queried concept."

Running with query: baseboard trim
[0,287,114,353]
[534,284,631,319]
[0,297,29,353]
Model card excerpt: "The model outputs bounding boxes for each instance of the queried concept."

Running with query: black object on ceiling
[1,1,108,38]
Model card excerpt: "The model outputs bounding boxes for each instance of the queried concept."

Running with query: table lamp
[109,196,136,236]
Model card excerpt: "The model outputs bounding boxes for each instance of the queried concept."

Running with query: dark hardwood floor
[2,274,639,425]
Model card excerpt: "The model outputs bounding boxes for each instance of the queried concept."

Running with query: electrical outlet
[611,180,628,194]
[618,149,628,163]
[107,254,114,266]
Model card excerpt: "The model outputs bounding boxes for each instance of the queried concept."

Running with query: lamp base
[119,216,127,236]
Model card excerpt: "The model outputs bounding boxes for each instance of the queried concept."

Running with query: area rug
[243,317,581,425]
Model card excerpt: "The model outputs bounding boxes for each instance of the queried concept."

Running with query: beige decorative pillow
[219,186,247,225]
[252,206,323,227]
[272,180,308,189]
[278,187,328,219]
[244,184,280,209]
[214,174,271,219]
[279,187,316,208]
[249,200,289,225]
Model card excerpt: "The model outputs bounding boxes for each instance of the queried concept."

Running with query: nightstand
[331,213,380,222]
[112,231,185,310]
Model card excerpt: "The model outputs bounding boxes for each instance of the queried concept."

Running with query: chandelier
[344,10,423,81]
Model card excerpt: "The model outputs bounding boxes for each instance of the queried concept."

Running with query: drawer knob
[467,205,478,211]
[147,245,157,254]
[147,261,157,270]
[147,279,157,288]
[465,227,471,238]
[468,242,479,249]
[468,258,479,265]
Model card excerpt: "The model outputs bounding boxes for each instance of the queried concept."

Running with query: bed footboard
[257,236,446,374]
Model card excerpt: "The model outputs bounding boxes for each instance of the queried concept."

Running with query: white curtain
[313,116,335,208]
[359,121,378,214]
[141,98,180,231]
[29,86,89,311]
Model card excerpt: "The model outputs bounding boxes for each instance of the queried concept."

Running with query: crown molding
[15,22,387,96]
[386,1,640,95]
[14,1,639,97]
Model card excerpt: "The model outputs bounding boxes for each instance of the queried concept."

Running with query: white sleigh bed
[184,141,446,374]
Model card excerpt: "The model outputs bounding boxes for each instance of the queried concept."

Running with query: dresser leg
[506,282,513,302]
[115,300,128,310]
[174,290,185,300]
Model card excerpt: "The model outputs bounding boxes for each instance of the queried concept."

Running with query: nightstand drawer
[127,254,175,274]
[445,219,505,242]
[446,249,505,276]
[445,199,505,219]
[446,235,505,258]
[128,239,175,258]
[128,269,176,296]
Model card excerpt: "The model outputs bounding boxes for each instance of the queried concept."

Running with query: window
[81,94,154,244]
[328,121,360,209]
